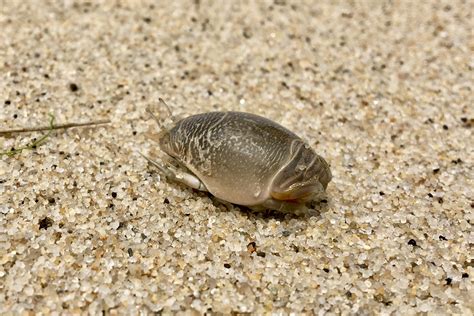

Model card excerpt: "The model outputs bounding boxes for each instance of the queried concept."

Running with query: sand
[0,0,473,314]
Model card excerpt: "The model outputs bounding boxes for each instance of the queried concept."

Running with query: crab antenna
[147,98,175,127]
[146,105,162,126]
[158,98,173,117]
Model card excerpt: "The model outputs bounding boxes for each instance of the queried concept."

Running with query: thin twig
[0,119,110,135]
[1,114,55,157]
[1,116,111,157]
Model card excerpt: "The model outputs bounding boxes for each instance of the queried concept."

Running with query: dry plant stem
[0,119,110,135]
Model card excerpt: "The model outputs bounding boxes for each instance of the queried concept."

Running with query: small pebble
[247,242,257,254]
[69,83,79,92]
[39,217,53,230]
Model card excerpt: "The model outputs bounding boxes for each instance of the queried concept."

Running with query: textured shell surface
[159,111,331,206]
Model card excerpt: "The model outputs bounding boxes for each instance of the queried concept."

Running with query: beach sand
[0,0,472,314]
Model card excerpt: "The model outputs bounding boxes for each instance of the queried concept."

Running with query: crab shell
[158,111,331,210]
